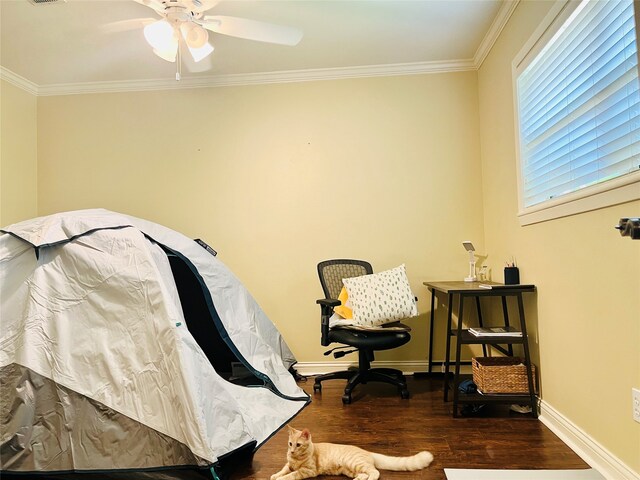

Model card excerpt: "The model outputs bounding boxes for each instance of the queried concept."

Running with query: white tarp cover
[0,209,309,473]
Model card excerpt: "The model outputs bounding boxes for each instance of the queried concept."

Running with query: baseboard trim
[539,400,639,480]
[293,360,472,377]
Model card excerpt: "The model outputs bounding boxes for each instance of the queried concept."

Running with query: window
[514,0,640,225]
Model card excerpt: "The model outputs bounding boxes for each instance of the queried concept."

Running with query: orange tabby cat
[270,426,433,480]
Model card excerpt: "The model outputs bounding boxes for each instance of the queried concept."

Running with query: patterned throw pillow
[342,264,417,327]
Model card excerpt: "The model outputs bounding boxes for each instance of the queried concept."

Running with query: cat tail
[370,451,433,471]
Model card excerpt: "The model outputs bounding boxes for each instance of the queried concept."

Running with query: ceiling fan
[111,0,303,79]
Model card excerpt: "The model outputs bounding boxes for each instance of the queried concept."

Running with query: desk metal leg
[452,294,465,417]
[443,293,454,402]
[517,292,537,417]
[501,296,514,356]
[428,288,436,374]
[475,297,488,357]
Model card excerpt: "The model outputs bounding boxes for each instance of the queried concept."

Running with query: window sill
[518,170,640,226]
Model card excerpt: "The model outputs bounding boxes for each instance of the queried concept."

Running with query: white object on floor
[444,468,606,480]
[510,404,533,414]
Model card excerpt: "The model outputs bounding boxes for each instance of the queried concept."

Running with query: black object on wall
[615,217,640,239]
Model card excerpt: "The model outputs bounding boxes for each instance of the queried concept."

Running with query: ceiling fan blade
[101,17,157,34]
[201,15,303,46]
[133,0,166,14]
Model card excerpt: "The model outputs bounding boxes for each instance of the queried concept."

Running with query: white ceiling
[0,0,512,92]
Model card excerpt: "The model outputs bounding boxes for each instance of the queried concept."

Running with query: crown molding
[6,59,475,97]
[473,0,520,68]
[0,67,39,95]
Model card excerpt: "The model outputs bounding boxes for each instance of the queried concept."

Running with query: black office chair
[314,259,411,404]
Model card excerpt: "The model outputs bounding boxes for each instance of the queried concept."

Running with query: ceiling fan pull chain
[176,43,182,81]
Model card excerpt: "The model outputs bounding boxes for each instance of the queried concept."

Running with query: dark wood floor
[231,375,590,480]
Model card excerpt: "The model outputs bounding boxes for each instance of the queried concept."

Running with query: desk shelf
[425,281,537,418]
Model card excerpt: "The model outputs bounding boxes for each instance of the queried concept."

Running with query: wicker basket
[472,356,537,394]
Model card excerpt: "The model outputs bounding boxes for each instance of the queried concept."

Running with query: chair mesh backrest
[318,260,373,299]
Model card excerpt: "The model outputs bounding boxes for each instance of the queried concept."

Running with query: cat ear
[286,425,295,433]
[301,429,311,439]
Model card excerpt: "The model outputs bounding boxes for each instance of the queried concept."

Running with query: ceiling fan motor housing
[163,0,205,16]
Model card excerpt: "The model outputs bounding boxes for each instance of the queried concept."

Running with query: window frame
[512,0,640,226]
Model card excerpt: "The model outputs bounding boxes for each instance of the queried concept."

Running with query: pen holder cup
[504,267,520,285]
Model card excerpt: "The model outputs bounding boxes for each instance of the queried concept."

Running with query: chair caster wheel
[400,389,410,399]
[342,394,352,404]
[313,383,321,393]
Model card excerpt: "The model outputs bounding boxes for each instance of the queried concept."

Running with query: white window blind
[516,0,640,211]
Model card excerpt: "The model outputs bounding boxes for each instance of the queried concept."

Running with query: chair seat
[328,328,410,351]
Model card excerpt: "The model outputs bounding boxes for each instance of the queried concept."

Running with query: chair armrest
[316,298,341,307]
[316,298,340,347]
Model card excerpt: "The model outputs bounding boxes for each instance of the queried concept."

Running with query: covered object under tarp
[0,209,309,479]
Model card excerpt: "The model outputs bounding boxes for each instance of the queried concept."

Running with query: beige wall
[0,79,37,226]
[36,72,484,364]
[478,1,640,472]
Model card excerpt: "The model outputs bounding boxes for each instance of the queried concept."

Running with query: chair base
[313,366,410,404]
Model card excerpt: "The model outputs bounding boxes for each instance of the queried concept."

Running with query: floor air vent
[28,0,61,4]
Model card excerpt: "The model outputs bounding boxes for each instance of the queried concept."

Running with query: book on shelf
[478,283,535,289]
[468,326,522,337]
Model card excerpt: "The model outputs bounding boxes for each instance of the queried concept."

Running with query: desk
[424,281,537,417]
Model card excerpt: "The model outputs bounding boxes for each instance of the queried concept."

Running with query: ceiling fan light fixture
[188,42,214,62]
[152,45,178,62]
[144,19,177,51]
[180,22,209,49]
